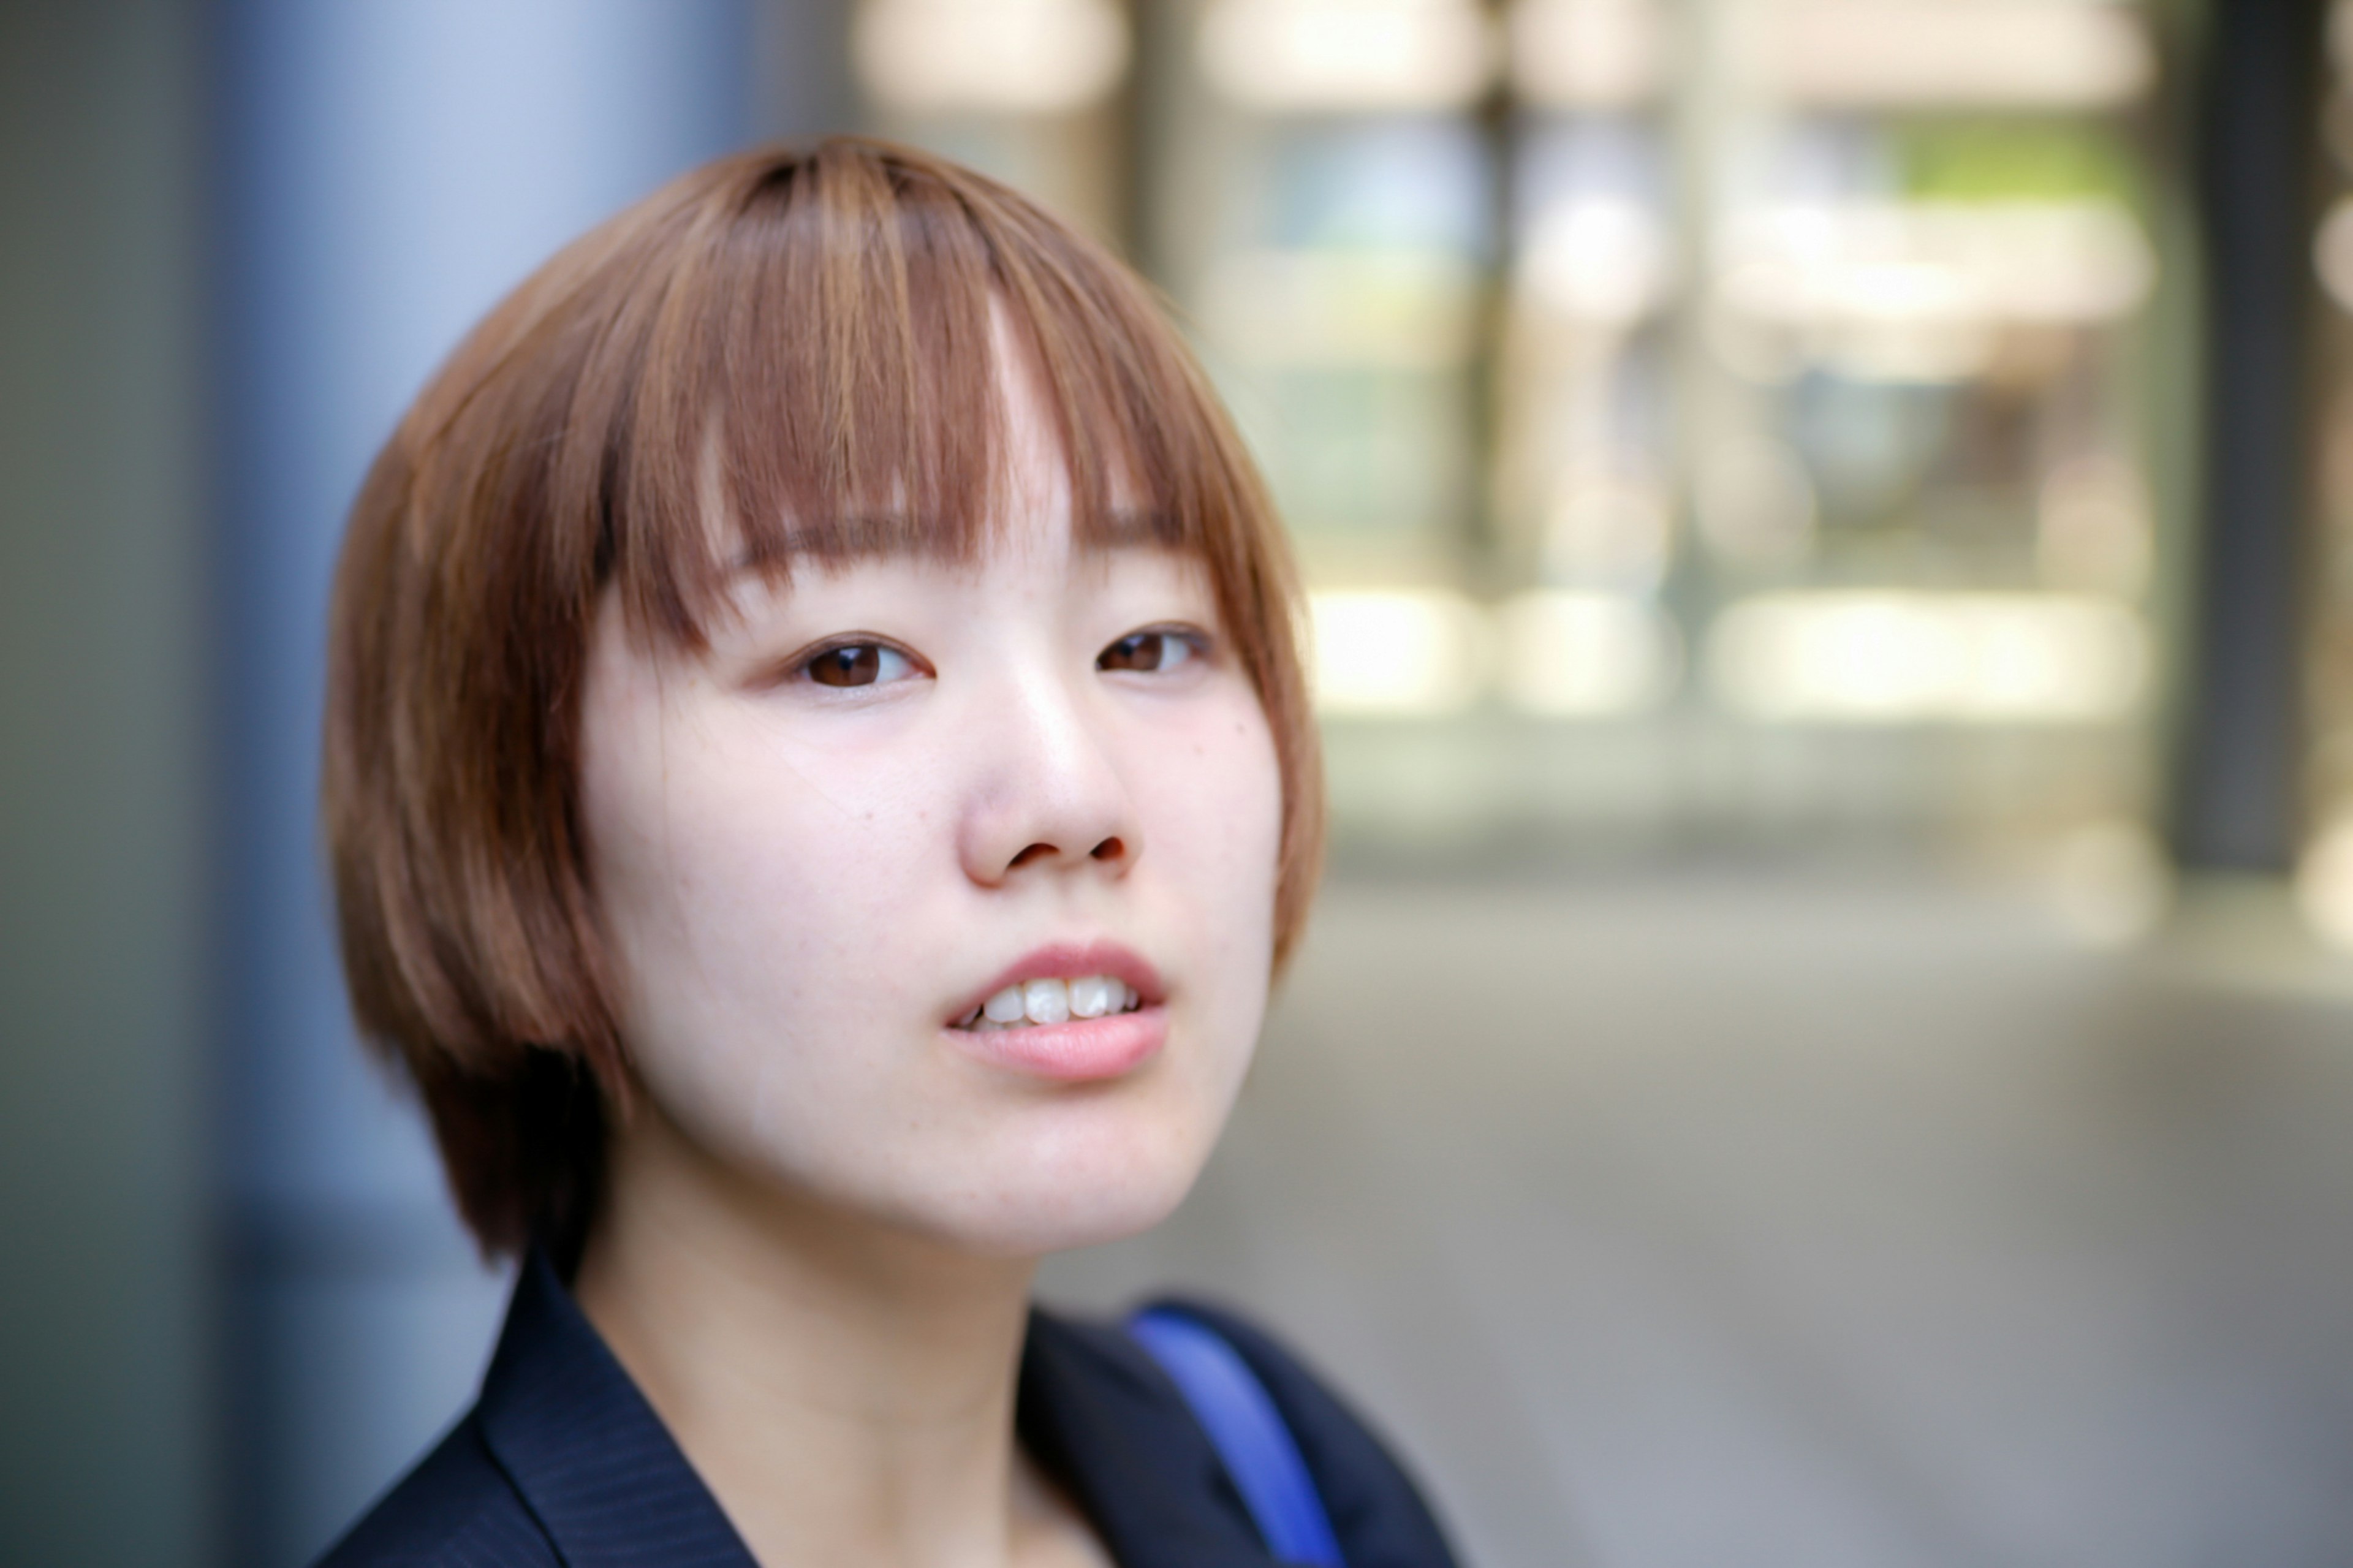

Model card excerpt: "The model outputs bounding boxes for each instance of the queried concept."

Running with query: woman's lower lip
[945,1007,1167,1081]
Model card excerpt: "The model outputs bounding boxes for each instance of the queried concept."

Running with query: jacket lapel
[472,1250,1276,1568]
[476,1251,759,1567]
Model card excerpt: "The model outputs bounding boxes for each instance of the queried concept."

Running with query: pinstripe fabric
[316,1417,563,1567]
[474,1253,757,1567]
[317,1253,1456,1568]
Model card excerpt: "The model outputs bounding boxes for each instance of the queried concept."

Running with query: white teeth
[1069,975,1113,1018]
[963,974,1140,1029]
[1022,978,1070,1025]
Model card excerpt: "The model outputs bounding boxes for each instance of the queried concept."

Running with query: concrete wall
[0,2,213,1563]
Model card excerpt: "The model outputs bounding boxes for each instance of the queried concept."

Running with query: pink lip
[949,1009,1168,1081]
[943,941,1169,1083]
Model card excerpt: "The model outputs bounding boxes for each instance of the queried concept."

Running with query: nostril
[1009,843,1055,869]
[1091,836,1125,862]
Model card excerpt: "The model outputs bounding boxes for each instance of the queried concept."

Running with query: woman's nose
[957,668,1139,887]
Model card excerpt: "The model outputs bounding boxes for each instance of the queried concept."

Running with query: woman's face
[577,360,1286,1258]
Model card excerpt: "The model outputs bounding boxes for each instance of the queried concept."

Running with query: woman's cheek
[1209,696,1286,902]
[1166,694,1284,1055]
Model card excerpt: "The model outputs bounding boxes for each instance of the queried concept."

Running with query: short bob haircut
[324,138,1324,1262]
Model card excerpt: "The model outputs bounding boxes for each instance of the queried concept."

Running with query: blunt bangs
[582,146,1221,647]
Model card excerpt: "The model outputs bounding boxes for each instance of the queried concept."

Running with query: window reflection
[854,0,2180,866]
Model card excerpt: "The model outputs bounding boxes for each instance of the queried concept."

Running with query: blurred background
[15,0,2353,1562]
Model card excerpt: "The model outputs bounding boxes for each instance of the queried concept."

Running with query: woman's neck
[572,1105,1101,1567]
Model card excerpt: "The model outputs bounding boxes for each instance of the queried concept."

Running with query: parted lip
[945,940,1167,1026]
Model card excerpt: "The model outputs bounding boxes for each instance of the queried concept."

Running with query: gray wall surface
[0,2,213,1564]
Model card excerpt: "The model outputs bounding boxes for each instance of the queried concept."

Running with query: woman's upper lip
[949,941,1166,1023]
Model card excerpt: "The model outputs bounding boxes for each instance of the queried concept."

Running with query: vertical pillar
[211,4,751,1561]
[2172,0,2330,869]
[0,3,210,1564]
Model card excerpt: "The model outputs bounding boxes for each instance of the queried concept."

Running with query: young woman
[317,138,1457,1568]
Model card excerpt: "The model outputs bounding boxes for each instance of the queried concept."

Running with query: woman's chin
[892,1135,1214,1260]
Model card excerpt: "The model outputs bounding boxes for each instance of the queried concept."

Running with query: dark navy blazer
[317,1251,1460,1567]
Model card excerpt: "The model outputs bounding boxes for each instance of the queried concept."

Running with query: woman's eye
[801,642,917,689]
[1099,629,1199,674]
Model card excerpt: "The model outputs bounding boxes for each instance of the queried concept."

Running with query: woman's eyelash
[1099,627,1210,673]
[769,627,1208,687]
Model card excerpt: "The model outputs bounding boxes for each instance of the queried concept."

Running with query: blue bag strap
[1126,1306,1347,1567]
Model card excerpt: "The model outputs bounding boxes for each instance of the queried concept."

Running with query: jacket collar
[476,1249,756,1566]
[474,1249,1272,1568]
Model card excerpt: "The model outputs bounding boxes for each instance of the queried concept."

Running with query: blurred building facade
[865,1,2203,884]
[13,1,2353,1565]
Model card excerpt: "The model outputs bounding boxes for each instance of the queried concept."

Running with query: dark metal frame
[2171,0,2331,869]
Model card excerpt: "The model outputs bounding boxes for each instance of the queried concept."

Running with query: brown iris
[808,644,885,687]
[1099,631,1181,672]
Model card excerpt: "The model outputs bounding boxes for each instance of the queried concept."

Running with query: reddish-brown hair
[323,138,1324,1260]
